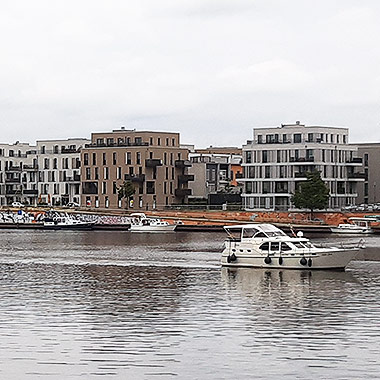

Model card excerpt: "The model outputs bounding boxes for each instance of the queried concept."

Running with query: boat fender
[227,255,231,263]
[307,258,312,267]
[230,253,237,262]
[279,257,283,265]
[264,256,271,264]
[300,257,307,266]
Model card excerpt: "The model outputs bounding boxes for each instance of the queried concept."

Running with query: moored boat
[129,213,176,232]
[330,217,376,234]
[43,213,96,230]
[221,223,362,270]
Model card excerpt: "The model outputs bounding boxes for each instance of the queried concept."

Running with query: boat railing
[316,239,366,250]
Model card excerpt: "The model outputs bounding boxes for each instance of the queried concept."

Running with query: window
[117,167,122,179]
[84,153,89,166]
[259,242,269,251]
[307,133,314,142]
[271,242,280,251]
[157,137,161,146]
[113,152,117,165]
[246,151,252,164]
[92,153,96,165]
[243,228,259,238]
[104,167,109,180]
[94,167,99,180]
[102,153,106,165]
[86,167,91,180]
[126,152,131,165]
[262,150,268,163]
[257,135,262,144]
[113,182,117,194]
[44,158,49,169]
[102,182,107,194]
[166,137,169,146]
[293,134,301,143]
[281,243,292,251]
[136,152,141,165]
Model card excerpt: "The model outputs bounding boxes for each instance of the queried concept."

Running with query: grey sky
[1,0,379,147]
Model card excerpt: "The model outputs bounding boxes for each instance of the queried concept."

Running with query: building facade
[0,142,38,206]
[241,122,365,211]
[188,149,243,202]
[80,129,192,210]
[355,143,380,205]
[36,139,89,206]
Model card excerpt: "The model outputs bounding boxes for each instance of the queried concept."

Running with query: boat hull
[221,249,358,270]
[330,227,373,234]
[43,222,95,230]
[130,225,176,232]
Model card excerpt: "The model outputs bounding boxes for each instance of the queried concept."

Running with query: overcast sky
[1,0,379,147]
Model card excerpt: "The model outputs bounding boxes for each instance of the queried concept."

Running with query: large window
[293,134,301,143]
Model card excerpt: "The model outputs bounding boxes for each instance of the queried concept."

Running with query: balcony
[6,165,22,172]
[346,157,363,164]
[295,172,307,178]
[178,174,195,183]
[61,147,79,153]
[289,157,314,163]
[347,172,366,179]
[145,159,162,168]
[85,141,149,148]
[175,188,192,197]
[124,174,145,182]
[66,174,81,182]
[23,189,38,195]
[23,164,38,170]
[5,177,21,183]
[175,160,191,168]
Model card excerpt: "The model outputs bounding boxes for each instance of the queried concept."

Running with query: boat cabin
[224,224,287,241]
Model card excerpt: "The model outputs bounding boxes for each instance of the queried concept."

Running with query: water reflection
[0,231,379,379]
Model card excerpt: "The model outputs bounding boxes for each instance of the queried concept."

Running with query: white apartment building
[36,138,89,206]
[241,122,364,211]
[0,138,89,207]
[0,142,39,206]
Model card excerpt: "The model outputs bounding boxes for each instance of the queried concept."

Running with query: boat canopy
[224,224,287,239]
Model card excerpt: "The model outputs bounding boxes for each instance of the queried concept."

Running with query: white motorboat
[43,213,95,230]
[129,213,177,232]
[221,224,362,270]
[330,217,376,234]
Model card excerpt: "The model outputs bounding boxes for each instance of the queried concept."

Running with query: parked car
[11,201,25,208]
[65,202,80,208]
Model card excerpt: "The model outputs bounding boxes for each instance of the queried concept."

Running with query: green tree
[117,180,135,208]
[291,171,329,218]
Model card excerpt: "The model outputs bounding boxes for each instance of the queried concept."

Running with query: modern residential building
[188,148,243,203]
[0,142,38,206]
[241,122,365,211]
[80,129,192,210]
[36,138,89,206]
[355,143,380,205]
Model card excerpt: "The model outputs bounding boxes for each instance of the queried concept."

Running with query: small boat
[221,223,362,270]
[43,213,95,230]
[330,217,376,234]
[129,213,177,232]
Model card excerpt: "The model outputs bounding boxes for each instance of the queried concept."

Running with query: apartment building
[188,148,243,202]
[36,139,90,206]
[355,143,380,205]
[0,142,38,206]
[241,122,365,211]
[80,129,191,210]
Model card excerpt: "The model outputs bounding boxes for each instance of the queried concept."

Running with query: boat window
[281,243,292,251]
[226,228,243,240]
[293,242,306,248]
[270,242,280,251]
[242,228,259,238]
[254,232,267,238]
[259,242,269,251]
[304,242,314,248]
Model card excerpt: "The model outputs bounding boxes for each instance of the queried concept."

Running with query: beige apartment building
[80,129,192,210]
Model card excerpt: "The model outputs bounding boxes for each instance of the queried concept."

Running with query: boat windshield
[260,224,287,237]
[293,242,306,248]
[225,228,242,240]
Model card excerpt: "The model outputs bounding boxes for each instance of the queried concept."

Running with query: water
[0,230,379,379]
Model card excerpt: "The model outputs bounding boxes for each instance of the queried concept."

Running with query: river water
[0,230,379,379]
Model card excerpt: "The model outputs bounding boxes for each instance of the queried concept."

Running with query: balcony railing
[23,189,38,195]
[347,172,366,179]
[124,174,145,182]
[5,166,22,172]
[23,164,38,170]
[145,159,162,168]
[85,141,149,148]
[178,174,195,183]
[175,160,191,168]
[346,157,363,164]
[175,188,192,197]
[5,177,21,183]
